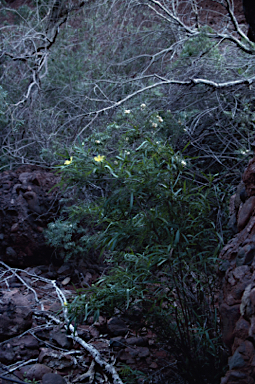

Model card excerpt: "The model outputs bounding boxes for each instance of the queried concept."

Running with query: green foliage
[13,5,32,24]
[118,364,146,384]
[180,27,219,61]
[24,379,39,384]
[46,108,228,383]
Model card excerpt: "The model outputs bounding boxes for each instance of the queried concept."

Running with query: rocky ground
[0,262,184,384]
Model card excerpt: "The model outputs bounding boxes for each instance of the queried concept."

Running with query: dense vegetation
[1,0,255,382]
[46,110,228,383]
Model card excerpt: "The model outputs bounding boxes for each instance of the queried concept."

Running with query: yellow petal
[64,156,73,165]
[94,155,105,162]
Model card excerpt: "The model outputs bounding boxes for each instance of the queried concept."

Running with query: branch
[144,0,195,34]
[82,75,255,117]
[224,0,252,43]
[1,0,86,108]
[0,262,124,384]
[13,71,40,107]
[51,280,123,384]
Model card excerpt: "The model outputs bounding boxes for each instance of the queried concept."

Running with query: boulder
[218,155,255,382]
[0,165,61,266]
[0,289,33,343]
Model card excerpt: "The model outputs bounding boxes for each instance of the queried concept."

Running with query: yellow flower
[63,302,68,306]
[94,155,105,162]
[64,156,73,165]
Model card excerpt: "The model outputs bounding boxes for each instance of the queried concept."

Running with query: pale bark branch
[0,261,124,384]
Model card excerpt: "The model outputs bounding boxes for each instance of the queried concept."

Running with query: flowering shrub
[46,107,227,383]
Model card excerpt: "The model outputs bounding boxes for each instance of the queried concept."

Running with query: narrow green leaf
[174,229,180,245]
[83,303,89,321]
[182,141,190,152]
[126,288,130,309]
[104,164,118,178]
[130,192,134,210]
[136,140,148,151]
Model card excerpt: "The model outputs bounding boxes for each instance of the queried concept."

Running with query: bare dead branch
[0,261,124,384]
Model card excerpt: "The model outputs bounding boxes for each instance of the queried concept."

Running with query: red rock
[90,340,109,351]
[237,197,255,232]
[221,370,254,384]
[250,288,255,307]
[233,318,250,340]
[153,350,168,359]
[218,155,255,383]
[0,165,61,266]
[88,326,99,338]
[50,329,72,349]
[119,350,133,361]
[42,373,67,384]
[14,335,39,349]
[126,337,148,346]
[107,317,128,336]
[0,289,33,343]
[243,158,255,197]
[136,347,150,358]
[23,364,52,381]
[219,303,241,348]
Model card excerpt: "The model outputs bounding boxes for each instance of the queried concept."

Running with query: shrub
[46,108,228,383]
